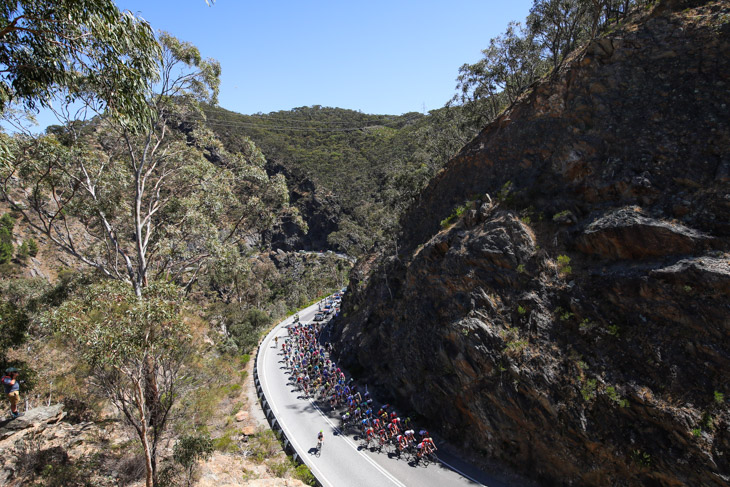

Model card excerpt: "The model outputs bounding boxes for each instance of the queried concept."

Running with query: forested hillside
[201,105,463,256]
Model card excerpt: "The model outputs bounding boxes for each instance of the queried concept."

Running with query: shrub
[552,210,571,221]
[213,430,238,453]
[557,255,572,275]
[631,449,651,467]
[440,204,466,228]
[701,411,714,430]
[249,430,280,462]
[225,383,242,398]
[269,459,291,478]
[714,391,724,405]
[173,433,214,487]
[517,305,527,315]
[0,213,15,233]
[0,226,12,264]
[16,240,29,261]
[226,308,271,354]
[293,464,316,486]
[26,238,38,257]
[497,180,513,202]
[606,386,629,407]
[581,378,597,401]
[579,319,594,332]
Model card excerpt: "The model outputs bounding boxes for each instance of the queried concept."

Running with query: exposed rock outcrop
[332,1,730,486]
[577,206,716,259]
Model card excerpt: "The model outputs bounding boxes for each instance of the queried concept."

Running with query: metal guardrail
[253,320,323,486]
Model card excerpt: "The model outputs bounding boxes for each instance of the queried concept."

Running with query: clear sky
[26,0,534,130]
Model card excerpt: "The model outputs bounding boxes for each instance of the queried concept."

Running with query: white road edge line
[438,458,488,486]
[259,316,335,487]
[263,309,405,487]
[264,304,488,487]
[307,398,407,487]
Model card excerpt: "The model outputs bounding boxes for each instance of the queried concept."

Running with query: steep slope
[332,1,730,485]
[202,106,428,253]
[202,105,464,255]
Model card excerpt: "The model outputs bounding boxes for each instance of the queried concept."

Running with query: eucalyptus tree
[453,21,547,132]
[1,34,289,296]
[528,0,591,68]
[0,0,159,121]
[50,280,191,487]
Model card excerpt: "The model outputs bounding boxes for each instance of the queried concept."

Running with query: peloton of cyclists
[279,314,440,464]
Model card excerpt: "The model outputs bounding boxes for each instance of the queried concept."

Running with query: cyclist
[391,418,401,435]
[317,430,324,451]
[404,429,416,444]
[386,421,397,439]
[379,409,389,425]
[396,433,408,454]
[365,426,375,444]
[360,418,370,434]
[423,436,437,456]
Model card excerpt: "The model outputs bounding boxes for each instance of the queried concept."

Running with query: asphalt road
[257,298,516,487]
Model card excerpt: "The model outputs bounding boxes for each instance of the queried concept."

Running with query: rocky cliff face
[332,1,730,485]
[263,160,341,252]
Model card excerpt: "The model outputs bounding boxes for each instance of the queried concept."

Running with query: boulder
[576,207,714,259]
[0,405,65,441]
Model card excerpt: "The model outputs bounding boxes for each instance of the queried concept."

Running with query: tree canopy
[1,34,290,296]
[0,0,160,127]
[451,0,652,133]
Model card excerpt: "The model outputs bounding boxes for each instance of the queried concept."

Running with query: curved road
[257,300,513,487]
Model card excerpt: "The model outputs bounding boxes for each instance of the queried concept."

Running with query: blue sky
[27,0,534,130]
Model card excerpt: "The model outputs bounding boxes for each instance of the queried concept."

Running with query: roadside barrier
[253,320,324,487]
